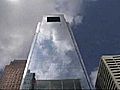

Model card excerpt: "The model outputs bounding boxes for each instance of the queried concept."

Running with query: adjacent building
[20,14,92,89]
[0,60,26,90]
[21,70,35,89]
[96,55,120,89]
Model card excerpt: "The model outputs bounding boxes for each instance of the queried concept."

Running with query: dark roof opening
[47,17,60,22]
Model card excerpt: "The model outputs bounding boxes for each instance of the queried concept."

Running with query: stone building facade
[0,60,26,89]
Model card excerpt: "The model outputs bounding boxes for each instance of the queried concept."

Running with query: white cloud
[73,15,83,24]
[0,28,31,69]
[55,0,84,23]
[0,0,85,71]
[90,67,98,87]
[7,0,20,4]
[0,0,100,88]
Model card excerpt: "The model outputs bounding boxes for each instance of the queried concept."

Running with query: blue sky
[72,0,120,85]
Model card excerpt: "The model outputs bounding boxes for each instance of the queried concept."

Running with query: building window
[106,61,115,63]
[113,56,120,58]
[111,68,120,71]
[112,71,120,73]
[105,59,114,61]
[47,17,60,22]
[115,77,120,79]
[114,73,120,76]
[116,60,120,63]
[63,80,74,89]
[109,66,118,68]
[108,63,116,65]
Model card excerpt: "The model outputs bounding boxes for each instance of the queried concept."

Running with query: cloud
[0,27,32,69]
[90,67,98,87]
[7,0,20,5]
[0,0,85,70]
[55,0,84,23]
[0,0,99,88]
[73,15,83,24]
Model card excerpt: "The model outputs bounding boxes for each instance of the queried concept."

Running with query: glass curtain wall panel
[20,14,92,89]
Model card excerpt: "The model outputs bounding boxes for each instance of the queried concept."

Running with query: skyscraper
[0,60,26,90]
[20,14,92,89]
[96,55,120,89]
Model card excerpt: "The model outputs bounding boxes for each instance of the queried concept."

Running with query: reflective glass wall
[20,14,92,89]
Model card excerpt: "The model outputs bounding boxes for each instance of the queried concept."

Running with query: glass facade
[20,14,92,89]
[35,79,81,89]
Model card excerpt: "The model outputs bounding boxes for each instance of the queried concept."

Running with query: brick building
[0,60,26,89]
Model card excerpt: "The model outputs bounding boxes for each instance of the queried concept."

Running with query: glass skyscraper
[20,14,92,89]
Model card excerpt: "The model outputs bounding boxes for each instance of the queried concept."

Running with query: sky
[0,0,120,87]
[72,0,120,86]
[0,0,84,69]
